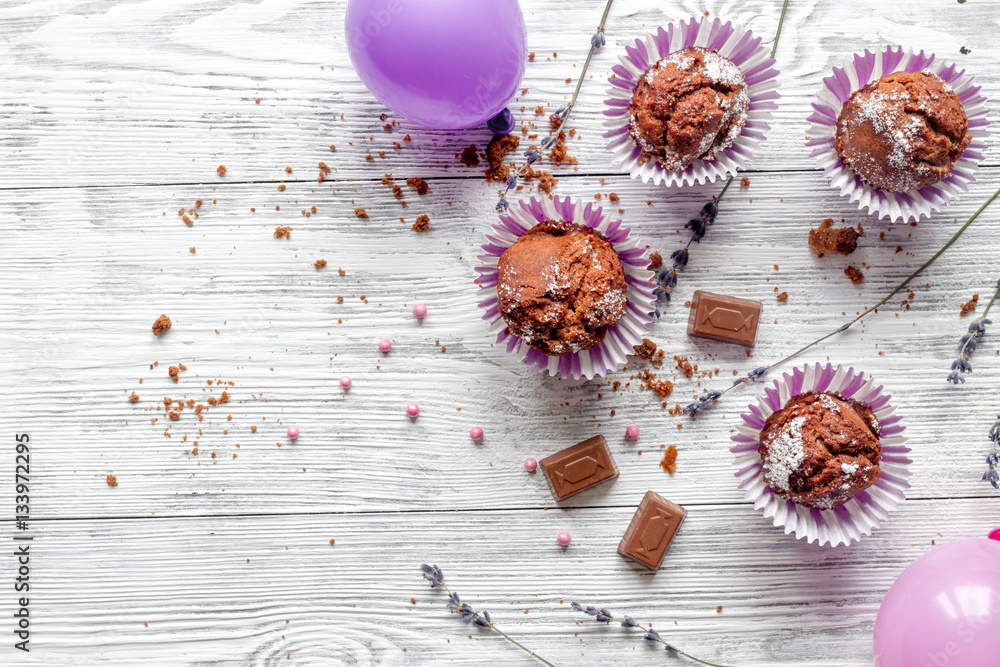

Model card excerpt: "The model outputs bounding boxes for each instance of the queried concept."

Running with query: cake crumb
[460,145,480,168]
[809,218,860,257]
[152,314,172,336]
[740,177,750,187]
[354,208,368,219]
[845,265,865,284]
[961,294,979,316]
[412,215,430,232]
[313,259,327,269]
[485,134,520,183]
[406,177,429,195]
[274,226,292,239]
[216,165,227,175]
[128,392,139,403]
[659,445,678,474]
[189,246,196,253]
[647,252,662,270]
[673,355,694,378]
[106,474,118,487]
[776,291,789,302]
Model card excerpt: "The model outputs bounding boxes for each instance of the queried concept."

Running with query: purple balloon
[874,538,1000,667]
[345,0,528,129]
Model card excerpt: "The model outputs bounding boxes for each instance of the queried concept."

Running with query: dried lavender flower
[423,566,553,666]
[568,601,734,666]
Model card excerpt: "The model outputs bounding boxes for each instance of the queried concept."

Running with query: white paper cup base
[806,46,990,222]
[603,16,780,187]
[475,197,654,380]
[730,363,911,547]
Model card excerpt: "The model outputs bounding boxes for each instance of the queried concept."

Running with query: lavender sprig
[570,602,736,666]
[680,184,1000,417]
[421,565,554,666]
[497,0,615,209]
[652,178,731,317]
[984,417,1000,490]
[947,281,1000,383]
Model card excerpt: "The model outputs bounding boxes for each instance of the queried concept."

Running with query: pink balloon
[345,0,528,129]
[874,538,1000,667]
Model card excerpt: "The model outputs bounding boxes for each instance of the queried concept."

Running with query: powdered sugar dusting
[629,47,749,171]
[760,415,806,493]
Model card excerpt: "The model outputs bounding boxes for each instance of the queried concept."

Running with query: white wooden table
[2,0,999,664]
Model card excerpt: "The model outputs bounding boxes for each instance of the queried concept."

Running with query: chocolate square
[538,435,618,501]
[617,491,686,570]
[687,290,761,347]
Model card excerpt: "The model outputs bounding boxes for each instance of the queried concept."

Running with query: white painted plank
[0,0,996,190]
[3,501,999,666]
[3,170,1000,519]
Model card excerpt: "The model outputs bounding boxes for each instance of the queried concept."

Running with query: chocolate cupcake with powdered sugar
[758,391,882,511]
[836,70,970,192]
[628,46,750,172]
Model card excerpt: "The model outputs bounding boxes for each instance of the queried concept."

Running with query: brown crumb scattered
[647,252,662,270]
[673,355,694,378]
[406,177,429,195]
[548,131,577,166]
[168,366,180,382]
[329,539,335,546]
[638,369,673,397]
[128,392,139,403]
[354,208,368,219]
[524,167,558,195]
[313,259,327,269]
[845,265,865,284]
[895,245,903,254]
[659,445,677,474]
[809,218,861,257]
[460,145,480,168]
[189,246,196,253]
[633,338,657,361]
[528,52,535,60]
[961,294,979,316]
[740,177,750,187]
[152,314,172,336]
[716,605,723,613]
[106,474,118,487]
[485,134,520,182]
[216,165,227,175]
[412,214,430,232]
[274,226,292,239]
[776,292,789,302]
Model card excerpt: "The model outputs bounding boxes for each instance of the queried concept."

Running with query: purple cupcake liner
[603,16,780,187]
[807,46,990,222]
[730,363,911,547]
[475,196,655,380]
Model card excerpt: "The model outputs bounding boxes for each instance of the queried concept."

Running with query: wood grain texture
[5,501,999,667]
[2,0,1000,665]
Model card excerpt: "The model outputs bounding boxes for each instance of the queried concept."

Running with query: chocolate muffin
[835,70,970,192]
[628,46,749,171]
[758,392,882,510]
[497,221,627,356]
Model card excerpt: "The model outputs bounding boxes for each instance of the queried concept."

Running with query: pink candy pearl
[625,425,641,441]
[556,532,571,547]
[469,426,484,440]
[379,339,392,352]
[990,527,1000,542]
[339,376,352,389]
[406,403,420,418]
[287,426,299,440]
[413,303,427,319]
[524,457,537,472]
